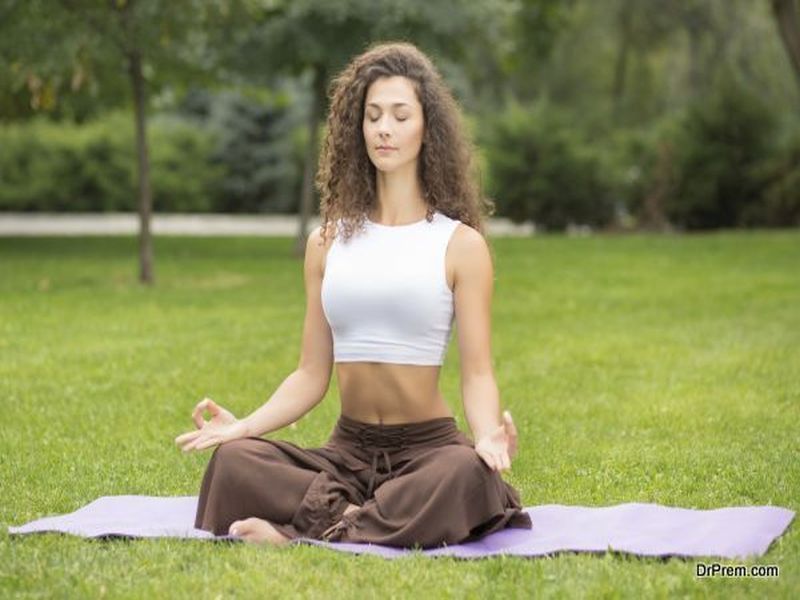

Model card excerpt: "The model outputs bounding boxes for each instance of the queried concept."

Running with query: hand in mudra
[474,410,518,473]
[174,397,247,453]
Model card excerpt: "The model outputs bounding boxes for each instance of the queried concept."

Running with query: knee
[439,445,485,480]
[212,438,253,463]
[208,438,264,482]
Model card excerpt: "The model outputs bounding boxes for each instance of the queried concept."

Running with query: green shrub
[0,121,97,210]
[480,101,615,231]
[604,114,685,231]
[751,117,800,227]
[0,111,223,212]
[666,73,777,229]
[149,114,223,213]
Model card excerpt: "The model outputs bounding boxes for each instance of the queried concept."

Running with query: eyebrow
[366,102,411,109]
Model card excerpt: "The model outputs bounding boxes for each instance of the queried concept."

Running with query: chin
[371,159,395,172]
[372,158,411,173]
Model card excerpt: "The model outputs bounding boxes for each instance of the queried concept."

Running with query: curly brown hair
[316,41,495,245]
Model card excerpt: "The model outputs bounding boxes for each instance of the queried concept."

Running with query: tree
[499,0,573,103]
[771,0,800,92]
[0,0,232,285]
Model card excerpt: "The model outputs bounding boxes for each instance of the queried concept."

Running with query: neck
[372,162,427,224]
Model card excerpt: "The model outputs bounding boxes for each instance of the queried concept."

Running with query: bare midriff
[336,362,454,425]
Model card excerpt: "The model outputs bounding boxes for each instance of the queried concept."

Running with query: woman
[175,41,533,548]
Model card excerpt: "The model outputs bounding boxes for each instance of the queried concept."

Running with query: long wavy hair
[316,41,495,245]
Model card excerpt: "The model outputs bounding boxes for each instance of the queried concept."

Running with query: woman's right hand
[174,397,248,453]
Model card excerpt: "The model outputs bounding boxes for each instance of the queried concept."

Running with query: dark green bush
[666,73,777,229]
[480,101,615,231]
[751,118,800,227]
[177,88,303,214]
[604,114,684,230]
[609,80,797,231]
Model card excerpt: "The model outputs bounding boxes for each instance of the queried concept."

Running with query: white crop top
[320,210,462,365]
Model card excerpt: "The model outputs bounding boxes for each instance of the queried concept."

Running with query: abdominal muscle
[335,362,454,424]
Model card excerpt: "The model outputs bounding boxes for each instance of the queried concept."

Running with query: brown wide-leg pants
[194,414,533,548]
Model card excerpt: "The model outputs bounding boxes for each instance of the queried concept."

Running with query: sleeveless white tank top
[321,210,462,365]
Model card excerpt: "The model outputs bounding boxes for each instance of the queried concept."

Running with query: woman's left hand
[474,410,518,473]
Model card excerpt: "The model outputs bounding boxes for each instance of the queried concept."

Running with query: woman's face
[363,76,424,174]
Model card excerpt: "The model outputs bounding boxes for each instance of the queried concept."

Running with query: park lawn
[0,231,797,599]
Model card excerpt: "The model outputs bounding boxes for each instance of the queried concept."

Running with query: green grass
[1,231,798,598]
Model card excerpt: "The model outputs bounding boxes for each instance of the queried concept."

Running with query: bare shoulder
[306,224,336,275]
[450,223,491,266]
[446,223,492,290]
[308,223,337,247]
[450,222,486,249]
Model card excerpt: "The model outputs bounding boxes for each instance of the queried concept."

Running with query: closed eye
[367,116,409,122]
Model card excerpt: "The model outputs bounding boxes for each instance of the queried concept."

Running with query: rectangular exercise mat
[7,496,794,560]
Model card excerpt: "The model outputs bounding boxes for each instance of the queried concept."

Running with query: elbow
[297,365,332,402]
[460,363,496,387]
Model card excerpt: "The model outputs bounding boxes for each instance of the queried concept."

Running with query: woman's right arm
[239,225,334,438]
[176,226,334,451]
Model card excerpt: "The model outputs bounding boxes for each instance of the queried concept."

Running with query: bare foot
[229,517,290,545]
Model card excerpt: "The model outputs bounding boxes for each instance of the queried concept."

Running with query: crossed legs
[195,437,363,545]
[195,436,525,548]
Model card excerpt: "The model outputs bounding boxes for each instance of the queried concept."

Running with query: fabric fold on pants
[278,471,352,540]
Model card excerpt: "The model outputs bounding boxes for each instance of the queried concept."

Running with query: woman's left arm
[451,225,516,472]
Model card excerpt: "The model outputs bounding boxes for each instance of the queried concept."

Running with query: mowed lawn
[1,231,797,598]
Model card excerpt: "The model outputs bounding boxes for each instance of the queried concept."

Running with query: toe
[228,521,241,536]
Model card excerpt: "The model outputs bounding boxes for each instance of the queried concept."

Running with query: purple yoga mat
[7,496,793,560]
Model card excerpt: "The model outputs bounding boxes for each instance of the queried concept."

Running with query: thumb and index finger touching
[192,397,219,429]
[175,397,217,450]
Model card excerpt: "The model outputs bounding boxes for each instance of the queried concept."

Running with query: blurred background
[1,0,798,234]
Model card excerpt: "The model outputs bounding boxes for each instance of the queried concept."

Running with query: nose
[376,114,392,136]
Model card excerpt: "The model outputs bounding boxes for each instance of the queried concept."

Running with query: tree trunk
[771,0,800,92]
[640,141,673,232]
[294,65,324,258]
[612,0,633,116]
[686,21,703,98]
[128,50,154,284]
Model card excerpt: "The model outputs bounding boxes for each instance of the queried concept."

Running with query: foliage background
[1,0,798,230]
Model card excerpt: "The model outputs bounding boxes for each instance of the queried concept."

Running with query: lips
[376,146,396,151]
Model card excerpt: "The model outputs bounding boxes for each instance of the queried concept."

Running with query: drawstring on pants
[320,424,409,542]
[358,425,408,498]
